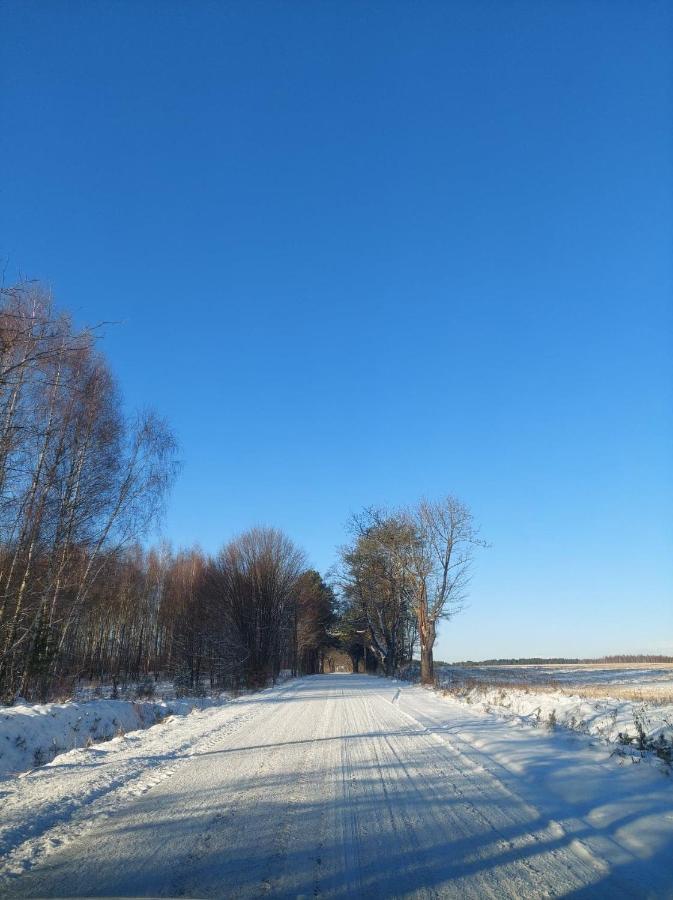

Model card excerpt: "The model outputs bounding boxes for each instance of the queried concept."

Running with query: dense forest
[0,283,485,704]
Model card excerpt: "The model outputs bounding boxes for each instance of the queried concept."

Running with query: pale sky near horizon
[2,1,672,660]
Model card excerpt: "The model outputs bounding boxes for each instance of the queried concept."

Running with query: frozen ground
[1,674,672,898]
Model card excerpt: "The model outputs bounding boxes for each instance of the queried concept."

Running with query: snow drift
[0,694,230,779]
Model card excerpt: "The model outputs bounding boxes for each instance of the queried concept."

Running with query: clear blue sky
[2,1,672,660]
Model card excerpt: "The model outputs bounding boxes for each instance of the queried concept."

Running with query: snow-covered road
[2,675,672,898]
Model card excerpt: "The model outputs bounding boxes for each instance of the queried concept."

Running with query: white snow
[1,675,672,898]
[440,663,673,689]
[432,679,673,753]
[0,694,231,779]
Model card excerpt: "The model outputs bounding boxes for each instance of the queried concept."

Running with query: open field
[415,665,673,762]
[438,664,673,703]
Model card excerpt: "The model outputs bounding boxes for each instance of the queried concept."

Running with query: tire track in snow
[385,687,626,895]
[0,683,295,880]
[1,676,660,898]
[339,688,365,898]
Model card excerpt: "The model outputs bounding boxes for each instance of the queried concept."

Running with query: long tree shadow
[4,676,672,898]
[4,740,671,898]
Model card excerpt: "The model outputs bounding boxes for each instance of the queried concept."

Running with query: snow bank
[0,694,230,779]
[434,678,673,752]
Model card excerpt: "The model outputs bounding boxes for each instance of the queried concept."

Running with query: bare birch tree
[0,283,178,702]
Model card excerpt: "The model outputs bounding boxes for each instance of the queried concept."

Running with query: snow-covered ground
[1,675,672,898]
[437,662,673,700]
[1,672,296,779]
[429,674,673,764]
[0,693,232,779]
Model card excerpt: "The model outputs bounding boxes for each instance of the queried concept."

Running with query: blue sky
[2,1,672,660]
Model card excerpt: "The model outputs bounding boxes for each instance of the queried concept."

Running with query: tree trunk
[417,587,435,685]
[420,644,434,685]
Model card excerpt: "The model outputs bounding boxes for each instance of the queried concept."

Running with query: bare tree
[0,283,178,702]
[212,527,306,687]
[406,496,486,685]
[0,280,339,704]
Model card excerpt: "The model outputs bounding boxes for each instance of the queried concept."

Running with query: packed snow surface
[1,675,672,898]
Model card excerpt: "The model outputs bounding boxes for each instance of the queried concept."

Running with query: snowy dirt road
[2,675,672,898]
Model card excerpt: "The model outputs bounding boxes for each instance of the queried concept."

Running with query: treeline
[59,537,334,697]
[0,284,333,703]
[166,533,335,691]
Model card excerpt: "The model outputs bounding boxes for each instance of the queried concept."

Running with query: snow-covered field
[424,664,673,755]
[1,674,672,898]
[438,663,673,700]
